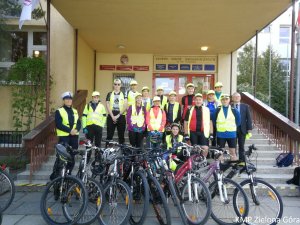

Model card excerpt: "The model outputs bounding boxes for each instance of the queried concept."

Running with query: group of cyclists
[51,78,253,179]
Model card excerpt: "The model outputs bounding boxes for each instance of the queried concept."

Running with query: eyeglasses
[114,83,121,86]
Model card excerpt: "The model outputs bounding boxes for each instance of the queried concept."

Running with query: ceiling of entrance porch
[52,0,291,55]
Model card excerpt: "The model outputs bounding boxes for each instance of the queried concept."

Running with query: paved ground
[1,191,300,225]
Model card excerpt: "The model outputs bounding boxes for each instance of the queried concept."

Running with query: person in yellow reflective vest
[126,92,147,147]
[184,93,212,157]
[156,86,168,109]
[82,91,106,161]
[126,80,138,107]
[164,91,181,134]
[165,123,184,171]
[214,82,223,105]
[105,79,127,145]
[146,96,166,148]
[50,91,81,180]
[142,86,152,112]
[213,94,241,160]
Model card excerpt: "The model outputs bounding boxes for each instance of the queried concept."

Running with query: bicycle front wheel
[40,175,88,225]
[0,169,15,213]
[181,177,212,225]
[209,178,249,225]
[99,179,133,225]
[148,174,171,225]
[76,177,103,225]
[239,178,283,225]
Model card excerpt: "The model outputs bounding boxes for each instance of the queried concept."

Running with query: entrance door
[153,73,214,101]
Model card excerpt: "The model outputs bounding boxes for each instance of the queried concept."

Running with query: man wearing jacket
[232,92,253,160]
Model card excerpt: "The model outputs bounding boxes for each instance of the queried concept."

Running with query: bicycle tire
[129,170,150,225]
[76,177,104,225]
[99,179,133,225]
[181,177,212,225]
[40,175,88,225]
[148,174,171,225]
[0,169,15,213]
[209,177,249,225]
[167,176,189,225]
[239,178,283,225]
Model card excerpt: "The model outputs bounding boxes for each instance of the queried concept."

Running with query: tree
[237,44,287,115]
[7,57,48,132]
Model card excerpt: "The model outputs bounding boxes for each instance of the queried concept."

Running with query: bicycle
[73,139,104,225]
[193,147,250,225]
[0,164,15,213]
[95,141,133,225]
[40,143,88,225]
[224,144,284,225]
[172,142,212,225]
[121,144,150,225]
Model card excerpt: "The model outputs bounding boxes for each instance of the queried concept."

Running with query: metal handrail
[23,90,88,182]
[241,92,300,165]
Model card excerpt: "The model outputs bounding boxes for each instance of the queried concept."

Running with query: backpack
[287,167,300,186]
[276,152,294,167]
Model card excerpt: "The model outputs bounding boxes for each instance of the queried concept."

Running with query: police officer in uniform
[50,91,81,179]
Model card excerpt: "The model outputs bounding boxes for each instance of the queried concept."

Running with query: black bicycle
[74,139,104,225]
[40,144,88,225]
[224,144,284,225]
[0,164,15,214]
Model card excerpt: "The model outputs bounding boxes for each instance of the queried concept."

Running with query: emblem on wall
[120,54,129,65]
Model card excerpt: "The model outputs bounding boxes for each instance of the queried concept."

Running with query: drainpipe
[46,0,51,118]
[253,30,259,98]
[290,0,296,121]
[74,29,78,92]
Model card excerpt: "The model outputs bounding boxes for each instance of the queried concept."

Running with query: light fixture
[34,50,40,57]
[201,46,208,51]
[117,44,125,49]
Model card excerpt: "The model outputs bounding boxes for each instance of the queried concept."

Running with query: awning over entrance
[52,0,290,55]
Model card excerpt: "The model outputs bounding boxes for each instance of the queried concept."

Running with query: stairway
[238,129,299,197]
[14,129,130,190]
[15,128,299,196]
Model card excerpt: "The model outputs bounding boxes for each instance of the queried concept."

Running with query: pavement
[1,191,300,225]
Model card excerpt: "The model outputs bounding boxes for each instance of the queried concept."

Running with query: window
[280,59,290,71]
[113,73,135,94]
[279,26,291,44]
[0,30,46,83]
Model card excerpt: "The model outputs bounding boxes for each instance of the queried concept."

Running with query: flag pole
[295,2,300,125]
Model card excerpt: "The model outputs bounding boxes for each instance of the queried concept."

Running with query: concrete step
[235,173,291,185]
[255,165,295,174]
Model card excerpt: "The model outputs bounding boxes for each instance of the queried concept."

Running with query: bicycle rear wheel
[0,170,15,213]
[209,178,249,225]
[129,170,150,225]
[148,174,171,225]
[99,179,133,225]
[76,177,103,225]
[181,177,211,225]
[239,178,283,225]
[40,175,88,225]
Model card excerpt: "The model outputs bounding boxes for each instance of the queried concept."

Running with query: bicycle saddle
[55,144,72,162]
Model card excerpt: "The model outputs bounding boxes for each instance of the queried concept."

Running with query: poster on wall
[153,55,217,73]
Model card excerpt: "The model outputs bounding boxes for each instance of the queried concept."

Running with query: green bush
[0,156,29,170]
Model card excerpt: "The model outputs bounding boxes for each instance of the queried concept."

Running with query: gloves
[246,132,252,140]
[83,128,88,134]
